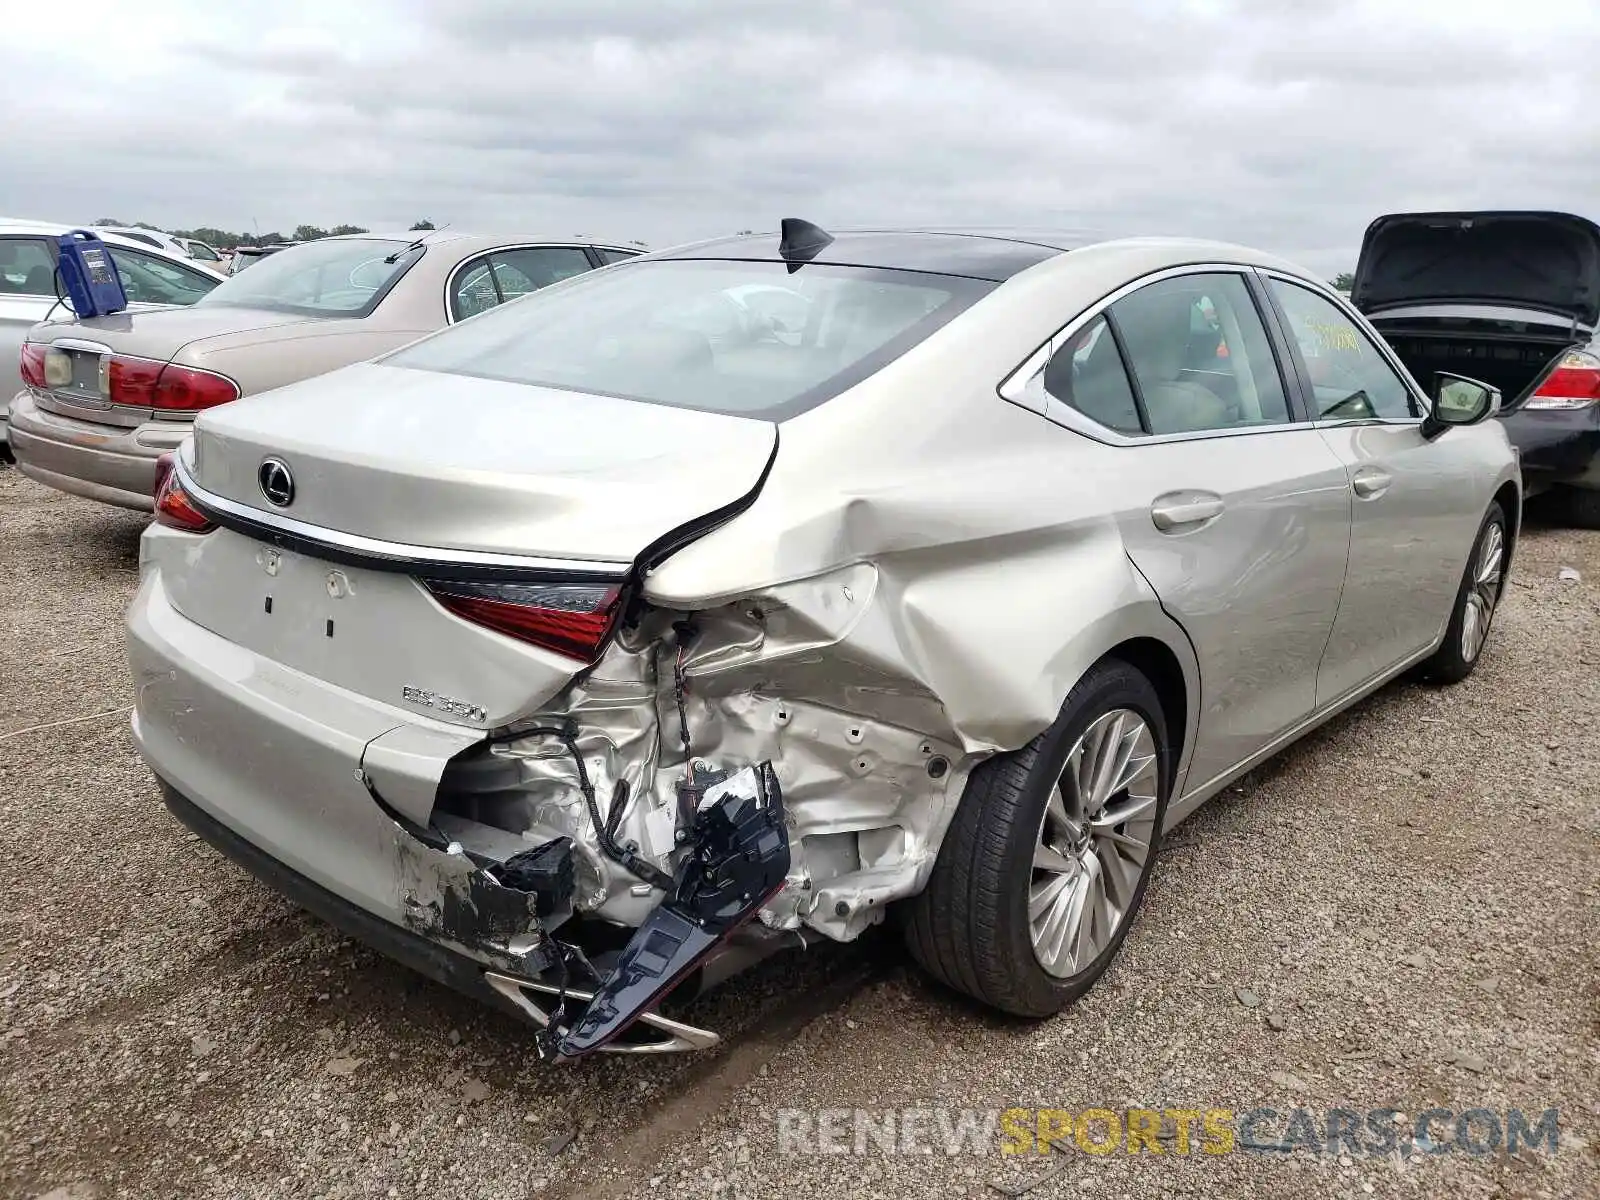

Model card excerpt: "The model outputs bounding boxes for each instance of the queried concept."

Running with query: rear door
[1028,267,1353,794]
[1260,272,1493,702]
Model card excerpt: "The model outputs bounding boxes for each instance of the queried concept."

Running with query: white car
[0,221,225,445]
[92,226,193,258]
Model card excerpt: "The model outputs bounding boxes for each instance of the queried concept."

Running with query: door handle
[1150,491,1225,532]
[1351,468,1392,499]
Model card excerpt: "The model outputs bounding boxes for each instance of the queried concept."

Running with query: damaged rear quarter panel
[483,261,1203,944]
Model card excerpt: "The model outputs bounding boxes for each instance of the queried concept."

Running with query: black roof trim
[653,228,1079,282]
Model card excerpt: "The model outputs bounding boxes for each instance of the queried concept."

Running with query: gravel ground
[1,462,1596,1200]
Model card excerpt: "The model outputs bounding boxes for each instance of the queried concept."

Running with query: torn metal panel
[390,829,557,976]
[440,566,971,943]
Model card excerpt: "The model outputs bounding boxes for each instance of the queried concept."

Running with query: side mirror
[1421,372,1500,440]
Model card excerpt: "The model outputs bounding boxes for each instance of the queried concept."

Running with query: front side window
[105,246,218,306]
[1269,279,1421,420]
[389,258,990,420]
[196,238,421,318]
[1042,272,1291,435]
[0,238,57,296]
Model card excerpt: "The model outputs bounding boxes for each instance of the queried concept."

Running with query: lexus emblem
[258,457,295,507]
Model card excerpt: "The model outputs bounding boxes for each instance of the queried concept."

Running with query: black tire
[1422,502,1507,685]
[904,658,1171,1018]
[1561,485,1600,530]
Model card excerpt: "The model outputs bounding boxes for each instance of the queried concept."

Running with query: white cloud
[3,0,1597,272]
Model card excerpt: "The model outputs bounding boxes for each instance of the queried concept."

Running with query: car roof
[316,230,639,251]
[653,228,1083,281]
[649,226,1315,285]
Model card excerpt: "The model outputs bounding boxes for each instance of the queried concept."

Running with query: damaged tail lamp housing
[152,454,216,533]
[423,580,623,661]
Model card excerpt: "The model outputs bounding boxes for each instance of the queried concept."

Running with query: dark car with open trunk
[1352,210,1600,526]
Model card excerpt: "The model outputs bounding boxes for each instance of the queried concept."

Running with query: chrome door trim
[174,455,633,582]
[997,262,1314,447]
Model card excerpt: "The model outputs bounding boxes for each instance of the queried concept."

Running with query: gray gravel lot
[1,461,1596,1200]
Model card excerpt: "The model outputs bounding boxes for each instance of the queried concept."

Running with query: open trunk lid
[1352,211,1600,329]
[186,360,778,565]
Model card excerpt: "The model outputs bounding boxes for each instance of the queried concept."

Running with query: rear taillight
[108,355,239,413]
[424,580,624,661]
[18,344,46,389]
[152,453,215,533]
[1526,349,1600,409]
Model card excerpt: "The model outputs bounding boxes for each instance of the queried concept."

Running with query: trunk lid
[1352,211,1600,328]
[188,361,777,564]
[31,304,323,360]
[28,306,324,428]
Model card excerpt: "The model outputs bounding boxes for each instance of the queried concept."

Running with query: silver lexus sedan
[126,224,1519,1058]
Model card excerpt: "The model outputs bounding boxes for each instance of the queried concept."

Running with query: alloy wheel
[1030,708,1160,978]
[1460,521,1504,664]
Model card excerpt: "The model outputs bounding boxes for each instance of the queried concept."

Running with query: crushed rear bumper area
[160,761,788,1059]
[161,779,512,1012]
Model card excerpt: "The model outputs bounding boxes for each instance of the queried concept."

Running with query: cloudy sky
[5,0,1598,273]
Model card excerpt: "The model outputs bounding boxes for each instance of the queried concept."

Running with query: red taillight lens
[19,344,46,388]
[152,453,215,533]
[108,355,239,413]
[151,363,240,411]
[1527,349,1600,409]
[424,580,623,661]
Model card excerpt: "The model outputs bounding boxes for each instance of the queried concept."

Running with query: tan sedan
[9,231,640,509]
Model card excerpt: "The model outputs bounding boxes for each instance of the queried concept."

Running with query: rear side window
[450,247,596,319]
[597,247,640,265]
[0,238,57,296]
[394,258,991,420]
[1042,272,1290,435]
[106,246,218,306]
[1269,280,1421,420]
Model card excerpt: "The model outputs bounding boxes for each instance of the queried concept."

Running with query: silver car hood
[187,362,777,564]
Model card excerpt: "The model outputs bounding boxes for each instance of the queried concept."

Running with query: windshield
[385,258,989,419]
[197,238,420,317]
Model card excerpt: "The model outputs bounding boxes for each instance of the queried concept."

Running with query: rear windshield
[197,238,421,318]
[384,258,991,419]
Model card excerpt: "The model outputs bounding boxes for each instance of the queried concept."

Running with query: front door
[1261,275,1492,703]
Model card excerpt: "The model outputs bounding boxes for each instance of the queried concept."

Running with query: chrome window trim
[998,262,1312,447]
[1256,268,1435,422]
[443,242,605,324]
[173,455,633,580]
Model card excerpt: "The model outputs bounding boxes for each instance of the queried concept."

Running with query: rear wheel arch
[1103,637,1189,780]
